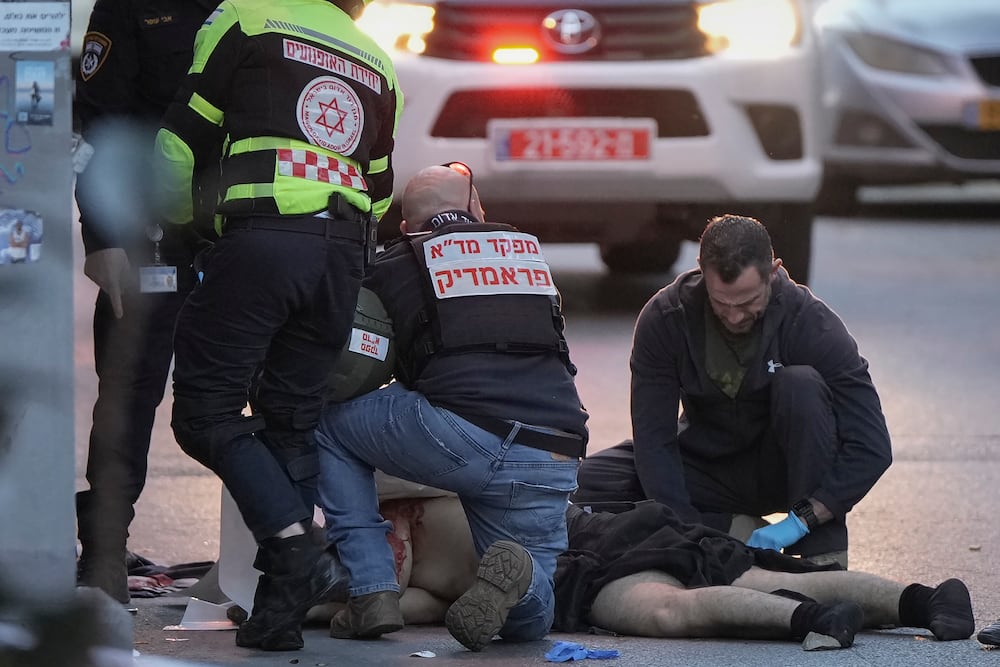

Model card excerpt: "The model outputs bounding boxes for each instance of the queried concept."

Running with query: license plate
[491,119,654,162]
[963,99,1000,131]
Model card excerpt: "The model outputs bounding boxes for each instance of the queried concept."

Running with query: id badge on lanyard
[139,225,178,293]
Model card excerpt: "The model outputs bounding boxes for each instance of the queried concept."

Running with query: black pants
[78,284,191,550]
[171,220,363,542]
[574,365,847,556]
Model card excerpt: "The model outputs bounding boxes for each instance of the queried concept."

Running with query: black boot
[236,551,304,651]
[234,533,340,651]
[75,491,130,604]
[306,522,350,604]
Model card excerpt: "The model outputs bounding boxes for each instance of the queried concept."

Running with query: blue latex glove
[545,640,620,662]
[745,512,809,551]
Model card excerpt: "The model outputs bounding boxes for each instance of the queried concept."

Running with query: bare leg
[407,496,477,602]
[732,567,903,627]
[589,571,797,639]
[399,587,451,624]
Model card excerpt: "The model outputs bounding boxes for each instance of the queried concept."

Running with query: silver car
[813,0,1000,213]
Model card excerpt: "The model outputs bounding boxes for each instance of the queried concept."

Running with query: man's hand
[746,512,809,551]
[84,248,131,319]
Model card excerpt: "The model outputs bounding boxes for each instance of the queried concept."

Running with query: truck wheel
[600,237,682,275]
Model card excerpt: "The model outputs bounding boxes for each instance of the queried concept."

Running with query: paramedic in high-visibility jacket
[151,0,401,652]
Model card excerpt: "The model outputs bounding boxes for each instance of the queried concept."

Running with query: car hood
[820,0,1000,53]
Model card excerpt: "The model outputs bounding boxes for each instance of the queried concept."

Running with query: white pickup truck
[361,0,823,282]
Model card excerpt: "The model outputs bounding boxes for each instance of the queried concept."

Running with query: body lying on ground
[305,486,974,649]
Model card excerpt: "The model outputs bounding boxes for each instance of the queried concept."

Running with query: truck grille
[920,125,1000,162]
[423,3,708,62]
[969,54,1000,88]
[431,88,708,138]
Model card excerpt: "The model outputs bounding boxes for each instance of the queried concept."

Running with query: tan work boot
[329,590,403,639]
[445,541,533,651]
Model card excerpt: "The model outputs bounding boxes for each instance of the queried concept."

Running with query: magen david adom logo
[296,76,364,155]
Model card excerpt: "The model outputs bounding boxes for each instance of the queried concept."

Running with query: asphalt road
[71,195,1000,665]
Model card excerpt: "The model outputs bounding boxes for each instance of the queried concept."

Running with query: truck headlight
[697,0,801,57]
[357,1,435,54]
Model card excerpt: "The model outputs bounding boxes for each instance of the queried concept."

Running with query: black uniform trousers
[574,365,847,557]
[170,218,364,543]
[77,284,190,545]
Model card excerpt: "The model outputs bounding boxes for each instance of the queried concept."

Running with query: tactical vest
[398,222,573,382]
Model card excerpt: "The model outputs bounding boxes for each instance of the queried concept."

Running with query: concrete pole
[0,4,77,601]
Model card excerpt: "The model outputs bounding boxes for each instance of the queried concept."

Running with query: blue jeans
[316,382,579,642]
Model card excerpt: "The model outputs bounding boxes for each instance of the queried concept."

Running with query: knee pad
[172,394,265,469]
[171,416,212,468]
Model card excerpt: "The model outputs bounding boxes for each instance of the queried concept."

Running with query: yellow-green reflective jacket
[154,0,402,231]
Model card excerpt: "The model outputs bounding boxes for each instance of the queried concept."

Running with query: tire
[600,237,682,275]
[761,204,814,285]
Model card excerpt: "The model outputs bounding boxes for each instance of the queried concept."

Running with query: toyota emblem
[542,9,600,54]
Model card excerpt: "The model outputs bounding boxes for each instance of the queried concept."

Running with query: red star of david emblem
[316,96,349,137]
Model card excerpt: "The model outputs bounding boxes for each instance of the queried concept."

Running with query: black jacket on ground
[553,501,840,632]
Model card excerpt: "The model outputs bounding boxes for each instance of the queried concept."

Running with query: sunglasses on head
[441,161,474,213]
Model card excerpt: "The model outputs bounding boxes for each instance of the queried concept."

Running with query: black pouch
[364,213,377,266]
[328,192,376,265]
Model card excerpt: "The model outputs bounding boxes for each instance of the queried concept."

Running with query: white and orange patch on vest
[80,32,112,81]
[296,76,364,155]
[276,148,367,190]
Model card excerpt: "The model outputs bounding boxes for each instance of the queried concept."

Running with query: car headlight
[842,32,950,76]
[356,1,435,54]
[697,0,801,57]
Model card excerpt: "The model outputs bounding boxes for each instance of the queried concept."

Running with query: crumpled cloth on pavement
[126,552,214,598]
[545,640,620,662]
[127,572,199,598]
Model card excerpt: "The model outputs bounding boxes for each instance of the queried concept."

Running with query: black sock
[790,601,822,640]
[898,583,934,628]
[900,580,974,641]
[790,601,864,647]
